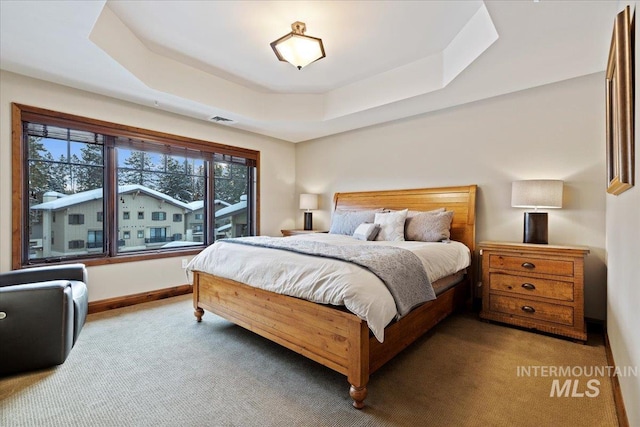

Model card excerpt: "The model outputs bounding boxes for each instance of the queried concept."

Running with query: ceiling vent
[209,115,236,124]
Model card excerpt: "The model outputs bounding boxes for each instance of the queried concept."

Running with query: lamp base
[304,212,313,231]
[523,212,548,244]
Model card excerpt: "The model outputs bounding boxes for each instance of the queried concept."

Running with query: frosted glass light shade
[271,22,325,70]
[299,193,318,211]
[511,180,564,209]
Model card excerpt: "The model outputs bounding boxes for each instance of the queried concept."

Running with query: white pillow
[353,223,380,241]
[374,209,408,241]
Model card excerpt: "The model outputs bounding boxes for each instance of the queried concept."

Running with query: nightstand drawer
[489,254,574,277]
[489,273,574,301]
[489,295,574,326]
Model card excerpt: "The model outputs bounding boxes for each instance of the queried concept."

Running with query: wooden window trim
[11,103,261,269]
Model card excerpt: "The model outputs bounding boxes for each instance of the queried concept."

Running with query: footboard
[193,271,370,408]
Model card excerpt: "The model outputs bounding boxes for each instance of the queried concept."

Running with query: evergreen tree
[214,162,248,204]
[157,155,193,202]
[119,150,156,189]
[47,153,68,194]
[192,164,206,201]
[27,136,51,224]
[76,144,104,192]
[68,154,82,193]
[27,136,51,201]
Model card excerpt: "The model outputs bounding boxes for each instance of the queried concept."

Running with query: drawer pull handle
[521,262,536,269]
[521,305,536,313]
[521,283,536,291]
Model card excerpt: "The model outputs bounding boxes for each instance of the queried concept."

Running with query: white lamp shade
[299,193,318,210]
[511,180,564,209]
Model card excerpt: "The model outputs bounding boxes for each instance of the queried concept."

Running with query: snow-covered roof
[161,241,205,248]
[186,199,230,211]
[215,223,231,232]
[43,191,67,198]
[31,185,193,211]
[215,198,247,220]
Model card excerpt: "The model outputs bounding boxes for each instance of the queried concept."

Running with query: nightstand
[479,241,589,341]
[281,229,327,237]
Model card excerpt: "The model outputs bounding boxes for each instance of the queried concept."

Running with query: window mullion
[105,137,118,257]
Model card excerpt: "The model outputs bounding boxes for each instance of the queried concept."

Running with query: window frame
[68,214,85,225]
[11,103,260,268]
[151,211,167,221]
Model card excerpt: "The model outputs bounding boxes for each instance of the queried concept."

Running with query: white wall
[0,70,297,301]
[605,2,640,422]
[296,73,607,320]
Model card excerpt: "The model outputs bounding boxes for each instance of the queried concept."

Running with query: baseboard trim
[604,331,629,427]
[88,284,193,314]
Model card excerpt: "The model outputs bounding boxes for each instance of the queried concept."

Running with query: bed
[190,185,477,408]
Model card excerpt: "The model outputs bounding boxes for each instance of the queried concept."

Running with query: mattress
[187,233,470,342]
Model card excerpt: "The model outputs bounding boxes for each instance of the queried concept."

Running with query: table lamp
[299,194,318,230]
[511,180,563,244]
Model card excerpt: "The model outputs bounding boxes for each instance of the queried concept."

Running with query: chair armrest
[0,280,75,375]
[0,280,73,295]
[0,264,87,287]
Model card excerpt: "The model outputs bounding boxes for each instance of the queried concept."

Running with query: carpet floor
[0,295,618,426]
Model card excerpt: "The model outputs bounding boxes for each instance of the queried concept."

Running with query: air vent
[209,116,236,124]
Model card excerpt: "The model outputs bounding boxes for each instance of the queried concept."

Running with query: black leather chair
[0,264,88,376]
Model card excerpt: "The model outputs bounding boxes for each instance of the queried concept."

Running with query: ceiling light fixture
[270,21,325,70]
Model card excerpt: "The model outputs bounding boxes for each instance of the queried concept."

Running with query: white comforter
[186,233,470,342]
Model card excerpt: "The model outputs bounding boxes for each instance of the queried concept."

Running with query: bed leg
[194,307,204,322]
[349,384,367,409]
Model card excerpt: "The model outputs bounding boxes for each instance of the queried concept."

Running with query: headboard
[333,185,477,253]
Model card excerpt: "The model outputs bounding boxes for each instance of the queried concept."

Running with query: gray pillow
[405,210,454,242]
[353,223,380,241]
[329,209,383,235]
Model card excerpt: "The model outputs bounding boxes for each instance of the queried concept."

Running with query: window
[151,212,166,221]
[68,214,85,225]
[123,231,131,239]
[147,227,167,243]
[13,104,258,268]
[68,240,85,250]
[87,230,103,249]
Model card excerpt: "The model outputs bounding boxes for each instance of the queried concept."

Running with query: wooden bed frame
[193,185,477,408]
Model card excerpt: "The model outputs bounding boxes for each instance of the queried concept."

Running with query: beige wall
[0,70,297,301]
[605,2,640,423]
[296,73,607,321]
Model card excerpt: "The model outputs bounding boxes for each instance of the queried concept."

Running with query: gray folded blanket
[222,236,435,317]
